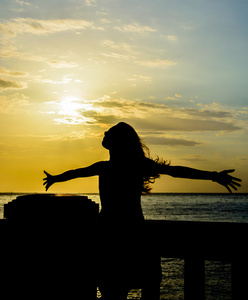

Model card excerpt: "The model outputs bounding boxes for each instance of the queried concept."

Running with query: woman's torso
[98,161,144,223]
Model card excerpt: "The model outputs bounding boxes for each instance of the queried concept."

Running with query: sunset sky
[1,0,247,193]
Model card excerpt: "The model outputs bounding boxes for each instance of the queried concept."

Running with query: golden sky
[0,0,247,193]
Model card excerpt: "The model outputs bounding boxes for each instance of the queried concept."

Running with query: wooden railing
[1,194,248,299]
[145,220,248,300]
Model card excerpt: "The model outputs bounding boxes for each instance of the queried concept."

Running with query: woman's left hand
[213,169,242,193]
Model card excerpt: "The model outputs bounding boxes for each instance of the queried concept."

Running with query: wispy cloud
[16,0,38,8]
[114,22,157,33]
[0,67,27,77]
[0,77,26,90]
[85,0,96,7]
[42,96,241,136]
[167,94,182,100]
[167,35,178,41]
[181,154,207,162]
[0,44,43,61]
[144,136,202,147]
[101,52,130,60]
[0,44,79,69]
[0,93,29,113]
[161,35,178,41]
[102,40,133,52]
[127,74,152,85]
[47,60,78,68]
[101,40,136,61]
[135,59,178,68]
[0,18,101,37]
[44,131,86,141]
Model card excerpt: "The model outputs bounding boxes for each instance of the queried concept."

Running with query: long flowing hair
[103,122,168,194]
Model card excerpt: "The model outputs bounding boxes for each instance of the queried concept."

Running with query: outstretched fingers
[231,180,241,187]
[225,185,232,193]
[215,169,242,193]
[229,183,237,191]
[224,169,235,174]
[227,178,242,193]
[43,170,53,191]
[231,176,242,183]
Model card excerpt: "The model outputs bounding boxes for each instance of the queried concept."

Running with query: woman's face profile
[102,126,116,149]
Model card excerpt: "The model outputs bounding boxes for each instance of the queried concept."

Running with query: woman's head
[102,122,162,194]
[102,122,168,194]
[102,122,142,153]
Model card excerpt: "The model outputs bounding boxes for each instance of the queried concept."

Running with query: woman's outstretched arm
[159,165,242,193]
[43,161,104,191]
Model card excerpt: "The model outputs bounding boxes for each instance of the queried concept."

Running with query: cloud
[0,44,45,62]
[0,93,29,113]
[101,40,135,61]
[180,107,235,120]
[102,40,133,52]
[127,74,152,84]
[0,44,78,69]
[144,136,202,147]
[101,52,130,60]
[114,22,157,33]
[101,19,111,24]
[131,116,240,133]
[37,74,79,84]
[0,67,27,77]
[44,131,86,141]
[85,0,96,6]
[43,96,241,134]
[0,77,26,90]
[167,94,182,100]
[0,18,100,37]
[93,98,241,132]
[47,60,78,68]
[167,35,178,41]
[181,155,206,162]
[16,0,38,8]
[16,0,31,6]
[135,59,177,68]
[160,35,178,41]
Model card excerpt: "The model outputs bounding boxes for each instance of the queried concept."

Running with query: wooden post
[3,194,99,300]
[184,257,205,300]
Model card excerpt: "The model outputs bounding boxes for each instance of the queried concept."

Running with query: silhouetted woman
[43,122,241,300]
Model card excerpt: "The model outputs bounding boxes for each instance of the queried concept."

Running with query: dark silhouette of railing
[145,219,248,300]
[1,194,247,299]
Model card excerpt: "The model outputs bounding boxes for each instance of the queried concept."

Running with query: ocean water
[1,193,248,299]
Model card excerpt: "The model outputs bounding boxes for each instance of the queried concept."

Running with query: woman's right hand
[43,171,55,191]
